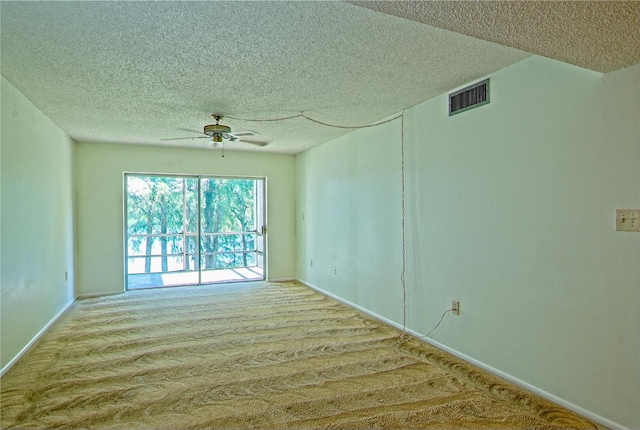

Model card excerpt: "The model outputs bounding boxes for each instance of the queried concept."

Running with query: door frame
[123,172,267,290]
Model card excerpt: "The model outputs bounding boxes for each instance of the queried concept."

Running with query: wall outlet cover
[452,300,460,315]
[615,209,640,232]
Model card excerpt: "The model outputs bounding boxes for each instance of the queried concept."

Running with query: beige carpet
[1,281,603,429]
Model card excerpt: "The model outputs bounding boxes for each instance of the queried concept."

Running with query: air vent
[449,78,490,116]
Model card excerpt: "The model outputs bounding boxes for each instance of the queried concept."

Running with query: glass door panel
[199,178,264,283]
[125,175,199,289]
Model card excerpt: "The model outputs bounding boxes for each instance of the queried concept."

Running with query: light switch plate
[615,209,640,232]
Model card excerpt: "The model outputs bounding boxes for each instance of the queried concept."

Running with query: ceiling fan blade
[160,135,209,141]
[239,138,270,147]
[160,127,209,141]
[177,128,206,135]
[227,131,271,146]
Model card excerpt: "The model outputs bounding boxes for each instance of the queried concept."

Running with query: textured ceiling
[350,1,640,74]
[1,1,637,154]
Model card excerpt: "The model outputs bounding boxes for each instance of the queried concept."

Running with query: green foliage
[126,175,259,274]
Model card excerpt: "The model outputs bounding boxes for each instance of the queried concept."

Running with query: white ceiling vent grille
[449,78,490,116]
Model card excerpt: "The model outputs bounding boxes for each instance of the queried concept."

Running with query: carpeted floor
[1,281,604,429]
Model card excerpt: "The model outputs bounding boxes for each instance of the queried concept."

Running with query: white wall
[296,57,640,428]
[1,76,76,371]
[75,142,296,296]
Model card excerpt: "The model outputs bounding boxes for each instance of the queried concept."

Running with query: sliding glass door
[198,177,265,284]
[125,174,265,290]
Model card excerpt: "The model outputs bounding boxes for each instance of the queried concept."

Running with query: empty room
[1,1,639,429]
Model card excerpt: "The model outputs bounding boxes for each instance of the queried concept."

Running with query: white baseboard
[297,278,402,331]
[75,291,122,299]
[1,299,75,377]
[295,278,624,430]
[417,335,626,429]
[267,277,297,283]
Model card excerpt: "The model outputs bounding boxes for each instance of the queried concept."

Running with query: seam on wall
[295,278,624,430]
[1,299,75,377]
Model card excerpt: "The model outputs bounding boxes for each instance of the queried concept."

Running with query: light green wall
[1,76,76,371]
[297,118,403,319]
[75,142,296,296]
[296,57,640,428]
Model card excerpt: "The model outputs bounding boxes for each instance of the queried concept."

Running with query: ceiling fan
[161,114,271,147]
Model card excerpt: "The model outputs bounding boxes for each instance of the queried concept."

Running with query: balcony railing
[126,231,261,274]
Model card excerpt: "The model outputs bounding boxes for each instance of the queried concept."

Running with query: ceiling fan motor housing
[203,123,231,142]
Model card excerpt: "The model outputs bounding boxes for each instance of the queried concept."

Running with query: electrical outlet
[310,259,313,267]
[616,209,640,232]
[333,266,337,275]
[452,300,460,315]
